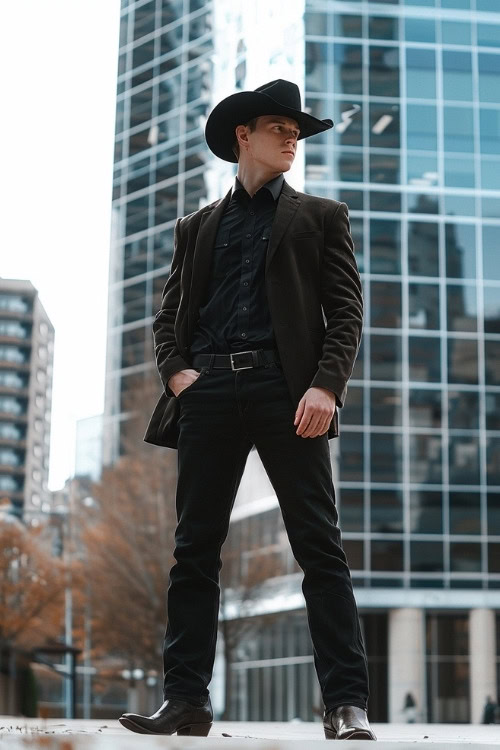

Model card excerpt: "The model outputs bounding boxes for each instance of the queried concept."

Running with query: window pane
[410,389,442,428]
[478,53,500,104]
[449,437,480,485]
[448,339,478,384]
[409,337,441,382]
[446,284,477,332]
[343,540,364,570]
[370,219,401,274]
[442,51,473,101]
[370,153,400,184]
[410,434,443,484]
[441,21,471,45]
[411,541,444,572]
[486,393,500,430]
[483,226,500,280]
[407,154,439,188]
[371,433,403,482]
[444,155,475,188]
[369,46,400,97]
[370,103,400,148]
[480,157,500,190]
[371,334,402,380]
[406,48,436,99]
[479,109,500,155]
[485,341,500,386]
[334,14,362,38]
[371,540,404,571]
[410,490,443,533]
[487,493,500,535]
[408,221,439,276]
[371,489,403,532]
[487,438,500,485]
[342,386,364,424]
[409,283,439,329]
[405,18,435,42]
[450,492,480,534]
[336,151,364,182]
[445,223,476,280]
[371,281,402,327]
[371,387,403,426]
[334,44,363,95]
[369,15,398,40]
[477,24,500,49]
[484,287,500,334]
[407,105,437,151]
[448,391,479,430]
[339,432,364,481]
[339,488,364,531]
[443,107,474,153]
[450,542,481,572]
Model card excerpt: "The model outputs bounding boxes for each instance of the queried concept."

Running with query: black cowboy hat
[205,79,334,163]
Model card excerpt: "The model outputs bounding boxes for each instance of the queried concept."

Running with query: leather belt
[191,349,281,371]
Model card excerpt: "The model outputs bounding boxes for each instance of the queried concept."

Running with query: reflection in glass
[371,489,403,532]
[445,223,476,280]
[334,100,363,147]
[450,542,481,572]
[409,337,441,382]
[341,386,363,424]
[444,194,476,217]
[371,387,403,426]
[339,432,364,481]
[408,221,439,275]
[407,154,439,188]
[410,389,442,428]
[448,338,478,384]
[487,438,500,485]
[123,281,147,324]
[487,493,500,535]
[481,158,500,190]
[334,13,362,38]
[370,220,401,274]
[370,192,401,212]
[371,540,404,571]
[444,155,475,188]
[370,103,400,149]
[442,50,473,101]
[449,437,480,485]
[484,287,500,334]
[477,24,500,49]
[371,433,403,482]
[446,284,477,332]
[410,433,443,484]
[407,104,437,151]
[406,48,436,99]
[371,281,402,328]
[480,109,500,155]
[336,151,364,182]
[450,492,480,534]
[369,46,400,97]
[370,154,400,184]
[408,193,439,214]
[371,334,402,380]
[410,490,443,533]
[339,488,364,531]
[444,107,474,152]
[369,16,398,40]
[409,283,439,329]
[448,391,479,430]
[483,226,500,280]
[411,541,444,572]
[481,198,500,218]
[441,21,471,45]
[405,18,435,43]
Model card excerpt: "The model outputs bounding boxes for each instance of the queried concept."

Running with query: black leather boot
[323,705,377,740]
[119,695,213,736]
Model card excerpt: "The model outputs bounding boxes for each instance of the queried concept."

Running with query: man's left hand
[294,387,336,438]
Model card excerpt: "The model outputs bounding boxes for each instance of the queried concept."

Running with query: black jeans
[162,360,369,712]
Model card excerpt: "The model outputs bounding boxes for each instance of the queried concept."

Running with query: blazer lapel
[188,187,232,335]
[265,180,301,274]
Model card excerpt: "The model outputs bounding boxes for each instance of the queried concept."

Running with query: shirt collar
[231,173,284,202]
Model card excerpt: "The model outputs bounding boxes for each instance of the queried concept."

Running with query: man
[119,79,375,740]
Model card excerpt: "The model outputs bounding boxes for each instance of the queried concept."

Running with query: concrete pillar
[469,608,496,724]
[388,608,426,723]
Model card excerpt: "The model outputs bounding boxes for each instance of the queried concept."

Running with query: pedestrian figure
[482,695,497,724]
[119,79,375,740]
[402,692,417,723]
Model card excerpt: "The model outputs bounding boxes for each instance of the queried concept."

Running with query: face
[236,115,300,171]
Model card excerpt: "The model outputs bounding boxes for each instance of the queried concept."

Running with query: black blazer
[144,180,363,448]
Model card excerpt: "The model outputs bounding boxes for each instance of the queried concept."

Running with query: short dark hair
[232,117,259,160]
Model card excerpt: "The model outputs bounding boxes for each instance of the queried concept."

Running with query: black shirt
[189,172,284,356]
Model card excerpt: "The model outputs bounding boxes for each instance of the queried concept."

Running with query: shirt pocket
[212,229,232,278]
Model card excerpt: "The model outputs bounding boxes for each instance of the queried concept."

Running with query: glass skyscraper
[107,0,500,724]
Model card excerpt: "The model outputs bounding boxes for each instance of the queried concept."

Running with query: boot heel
[177,722,212,736]
[324,727,337,740]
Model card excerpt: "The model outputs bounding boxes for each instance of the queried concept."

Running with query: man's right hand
[168,369,201,397]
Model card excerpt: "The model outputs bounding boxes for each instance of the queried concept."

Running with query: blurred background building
[104,0,500,725]
[0,278,54,521]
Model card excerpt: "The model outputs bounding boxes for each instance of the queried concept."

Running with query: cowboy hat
[205,78,334,163]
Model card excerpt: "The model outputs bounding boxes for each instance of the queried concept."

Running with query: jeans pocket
[177,369,206,398]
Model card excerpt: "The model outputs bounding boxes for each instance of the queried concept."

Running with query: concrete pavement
[0,717,499,748]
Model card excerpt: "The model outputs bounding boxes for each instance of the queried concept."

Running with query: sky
[0,1,121,490]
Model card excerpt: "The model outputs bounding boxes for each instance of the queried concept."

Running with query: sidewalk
[0,718,499,748]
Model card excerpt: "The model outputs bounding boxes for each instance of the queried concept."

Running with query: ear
[235,123,250,148]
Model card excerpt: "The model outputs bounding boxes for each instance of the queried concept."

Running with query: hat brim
[205,90,334,163]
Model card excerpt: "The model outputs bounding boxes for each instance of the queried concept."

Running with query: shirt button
[249,211,255,216]
[243,306,247,311]
[243,281,248,286]
[241,332,247,338]
[245,259,250,263]
[223,242,228,247]
[246,233,251,238]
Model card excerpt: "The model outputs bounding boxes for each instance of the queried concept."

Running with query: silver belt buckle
[230,350,254,370]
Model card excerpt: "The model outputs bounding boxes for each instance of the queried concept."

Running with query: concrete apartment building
[104,0,500,724]
[0,278,54,520]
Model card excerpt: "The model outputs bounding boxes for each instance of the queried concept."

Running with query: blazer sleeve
[152,217,191,397]
[308,201,363,409]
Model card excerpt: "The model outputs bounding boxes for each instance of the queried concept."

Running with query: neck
[236,161,282,197]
